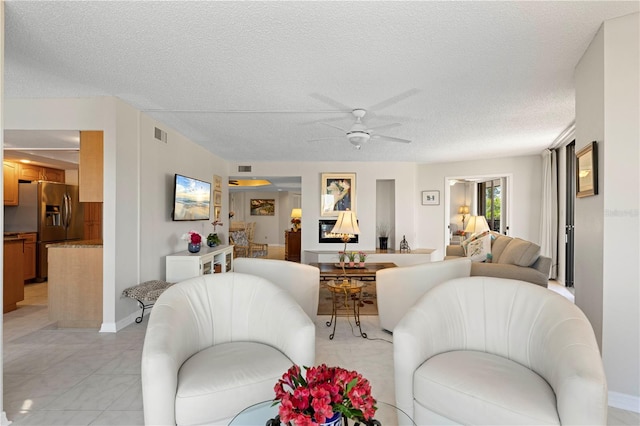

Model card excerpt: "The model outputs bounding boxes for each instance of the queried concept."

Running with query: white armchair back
[234,257,320,321]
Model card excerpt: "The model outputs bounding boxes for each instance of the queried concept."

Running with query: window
[478,180,501,232]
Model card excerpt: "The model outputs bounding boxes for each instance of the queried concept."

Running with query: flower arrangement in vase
[182,230,202,253]
[291,217,301,232]
[346,251,357,267]
[338,251,346,267]
[357,251,367,267]
[273,364,377,426]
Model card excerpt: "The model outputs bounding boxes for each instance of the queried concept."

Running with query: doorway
[444,174,512,246]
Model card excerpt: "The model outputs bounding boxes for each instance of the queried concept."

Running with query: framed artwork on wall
[422,190,440,205]
[576,141,598,198]
[213,175,222,191]
[214,206,221,221]
[213,190,222,206]
[320,172,356,217]
[250,199,275,216]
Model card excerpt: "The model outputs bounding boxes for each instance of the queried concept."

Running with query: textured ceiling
[4,1,639,164]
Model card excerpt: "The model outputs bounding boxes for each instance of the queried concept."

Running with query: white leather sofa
[394,276,607,425]
[141,273,315,426]
[376,258,472,332]
[234,257,320,322]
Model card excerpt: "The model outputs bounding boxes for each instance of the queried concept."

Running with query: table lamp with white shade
[330,210,360,285]
[464,215,490,236]
[290,208,302,232]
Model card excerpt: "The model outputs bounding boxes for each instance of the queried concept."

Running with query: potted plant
[273,364,377,425]
[182,230,202,253]
[377,223,390,250]
[347,251,356,267]
[358,251,367,267]
[206,233,221,247]
[338,251,346,267]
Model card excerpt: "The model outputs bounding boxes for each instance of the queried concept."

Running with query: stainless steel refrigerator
[4,182,84,281]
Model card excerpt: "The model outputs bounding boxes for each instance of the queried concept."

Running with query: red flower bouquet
[273,364,377,426]
[181,230,202,244]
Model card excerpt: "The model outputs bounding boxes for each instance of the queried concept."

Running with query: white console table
[304,248,435,267]
[166,244,234,283]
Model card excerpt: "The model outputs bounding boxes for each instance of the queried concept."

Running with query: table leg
[352,291,367,339]
[326,288,339,340]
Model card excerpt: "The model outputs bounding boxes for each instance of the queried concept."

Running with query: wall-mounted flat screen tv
[172,174,211,221]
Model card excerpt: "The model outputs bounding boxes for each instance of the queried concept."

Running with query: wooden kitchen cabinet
[19,233,37,281]
[83,202,103,240]
[18,163,65,183]
[4,239,25,313]
[3,161,19,205]
[284,230,301,262]
[79,130,104,202]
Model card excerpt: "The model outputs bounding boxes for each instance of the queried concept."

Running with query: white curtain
[540,149,558,279]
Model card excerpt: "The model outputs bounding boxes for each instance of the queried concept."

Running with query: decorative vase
[188,242,201,253]
[207,240,217,247]
[339,261,345,267]
[349,261,354,267]
[320,411,342,426]
[379,236,388,250]
[359,261,365,267]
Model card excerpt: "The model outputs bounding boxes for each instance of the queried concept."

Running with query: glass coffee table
[229,400,415,425]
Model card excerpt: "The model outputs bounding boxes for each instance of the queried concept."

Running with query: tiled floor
[3,276,638,425]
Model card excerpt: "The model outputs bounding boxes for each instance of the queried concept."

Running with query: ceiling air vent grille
[154,127,167,143]
[238,165,252,172]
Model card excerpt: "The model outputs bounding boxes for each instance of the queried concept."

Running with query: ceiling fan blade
[319,122,347,132]
[309,93,353,111]
[368,122,402,132]
[367,88,420,112]
[371,134,412,144]
[307,136,345,143]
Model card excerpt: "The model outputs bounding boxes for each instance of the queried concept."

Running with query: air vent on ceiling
[238,165,252,172]
[154,127,167,143]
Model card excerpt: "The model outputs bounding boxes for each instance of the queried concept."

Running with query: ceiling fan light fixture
[347,130,370,147]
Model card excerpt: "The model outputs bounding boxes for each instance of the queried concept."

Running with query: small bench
[122,280,174,323]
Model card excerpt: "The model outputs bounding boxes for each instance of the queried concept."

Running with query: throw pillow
[461,231,492,262]
[497,238,541,267]
[491,235,513,263]
[231,230,249,246]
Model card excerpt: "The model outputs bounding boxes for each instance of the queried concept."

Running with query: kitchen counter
[46,239,103,248]
[48,242,103,327]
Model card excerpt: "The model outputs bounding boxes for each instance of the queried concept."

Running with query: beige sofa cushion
[490,235,512,262]
[498,238,540,267]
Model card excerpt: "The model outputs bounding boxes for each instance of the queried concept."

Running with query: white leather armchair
[141,273,315,426]
[394,276,607,425]
[376,258,472,332]
[233,257,320,322]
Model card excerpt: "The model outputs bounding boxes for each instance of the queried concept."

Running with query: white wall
[227,162,418,261]
[138,113,229,282]
[416,155,543,260]
[575,12,639,410]
[4,97,230,331]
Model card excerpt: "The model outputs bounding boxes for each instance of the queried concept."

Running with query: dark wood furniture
[284,230,301,262]
[309,262,397,281]
[4,238,25,313]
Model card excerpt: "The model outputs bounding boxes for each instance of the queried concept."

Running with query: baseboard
[609,390,640,413]
[99,310,144,333]
[2,411,12,425]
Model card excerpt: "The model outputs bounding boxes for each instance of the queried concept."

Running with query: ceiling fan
[309,108,411,149]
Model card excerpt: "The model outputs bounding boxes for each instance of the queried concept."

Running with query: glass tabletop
[229,400,415,425]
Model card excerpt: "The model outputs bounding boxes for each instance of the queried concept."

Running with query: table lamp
[330,210,360,285]
[290,208,302,231]
[464,215,489,236]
